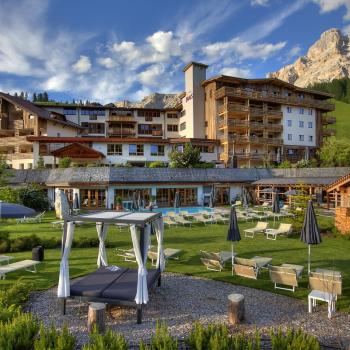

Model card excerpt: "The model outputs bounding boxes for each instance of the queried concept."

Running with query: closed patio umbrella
[174,191,181,208]
[300,200,322,274]
[209,188,215,208]
[137,190,142,209]
[241,187,249,207]
[272,189,280,224]
[73,193,80,210]
[132,191,139,211]
[0,201,36,219]
[227,206,241,275]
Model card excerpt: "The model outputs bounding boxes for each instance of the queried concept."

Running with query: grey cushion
[70,267,128,297]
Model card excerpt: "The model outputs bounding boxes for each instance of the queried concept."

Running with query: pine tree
[33,93,37,102]
[14,92,18,97]
[24,92,28,100]
[37,93,43,102]
[20,91,24,99]
[43,91,48,102]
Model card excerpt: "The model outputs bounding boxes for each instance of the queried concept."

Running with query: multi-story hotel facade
[0,62,335,169]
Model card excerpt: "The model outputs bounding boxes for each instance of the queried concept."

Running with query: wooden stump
[87,303,106,333]
[228,293,245,325]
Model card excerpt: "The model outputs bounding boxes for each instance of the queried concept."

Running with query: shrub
[0,231,11,253]
[18,184,50,211]
[72,237,100,248]
[148,161,166,168]
[270,328,320,350]
[193,162,215,168]
[58,157,71,168]
[140,322,177,350]
[0,312,38,350]
[34,323,75,350]
[0,186,19,203]
[0,279,32,308]
[83,327,128,350]
[10,234,41,252]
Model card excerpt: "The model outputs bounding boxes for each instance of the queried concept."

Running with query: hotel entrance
[215,187,230,205]
[156,188,198,207]
[80,189,106,209]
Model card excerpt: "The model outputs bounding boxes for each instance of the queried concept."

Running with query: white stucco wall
[45,122,80,137]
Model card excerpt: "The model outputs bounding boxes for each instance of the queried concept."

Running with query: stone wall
[335,207,350,234]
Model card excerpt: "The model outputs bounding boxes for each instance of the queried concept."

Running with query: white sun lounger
[0,260,40,279]
[16,211,46,224]
[0,255,14,264]
[244,221,268,238]
[265,223,293,240]
[148,248,182,266]
[172,215,192,226]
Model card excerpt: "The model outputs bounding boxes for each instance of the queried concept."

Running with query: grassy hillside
[332,100,350,138]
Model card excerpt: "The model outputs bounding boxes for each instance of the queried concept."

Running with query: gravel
[26,273,350,349]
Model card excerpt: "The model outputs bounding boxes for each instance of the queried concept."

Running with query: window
[288,149,294,155]
[107,144,122,155]
[138,124,162,135]
[150,145,165,156]
[180,110,186,117]
[167,113,178,119]
[57,132,61,137]
[287,120,292,127]
[137,110,160,118]
[129,144,144,156]
[299,108,304,114]
[308,121,313,128]
[81,109,105,116]
[180,122,186,131]
[19,163,24,169]
[287,134,292,141]
[299,135,304,141]
[63,108,76,115]
[287,106,292,113]
[308,108,313,115]
[308,135,313,142]
[81,122,105,134]
[167,124,178,132]
[198,145,215,153]
[299,121,304,128]
[89,115,98,121]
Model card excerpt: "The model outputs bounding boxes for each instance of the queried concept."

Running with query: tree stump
[87,303,106,333]
[228,293,245,324]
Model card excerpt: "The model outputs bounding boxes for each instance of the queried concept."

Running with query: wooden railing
[107,115,135,123]
[6,152,34,160]
[215,87,335,110]
[322,116,336,124]
[322,128,336,137]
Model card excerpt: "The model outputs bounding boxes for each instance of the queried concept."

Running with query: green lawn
[333,99,350,138]
[0,211,349,311]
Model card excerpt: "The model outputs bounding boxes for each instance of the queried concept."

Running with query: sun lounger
[116,248,137,262]
[211,213,229,224]
[308,271,342,318]
[0,259,40,279]
[148,248,182,266]
[269,263,304,292]
[200,250,235,271]
[192,213,215,225]
[16,211,46,224]
[163,216,177,227]
[0,255,13,264]
[172,215,192,226]
[244,221,268,238]
[265,223,292,240]
[233,256,272,279]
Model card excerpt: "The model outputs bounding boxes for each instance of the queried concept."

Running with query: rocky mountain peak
[268,28,350,87]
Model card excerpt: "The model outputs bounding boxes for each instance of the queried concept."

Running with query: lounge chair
[269,264,304,292]
[308,271,342,318]
[244,221,268,238]
[211,213,229,224]
[233,256,272,279]
[172,215,192,227]
[192,213,215,225]
[16,211,46,224]
[148,248,182,266]
[0,260,40,279]
[163,216,177,227]
[265,210,284,220]
[0,255,13,265]
[116,248,136,262]
[248,211,269,221]
[265,223,293,240]
[200,250,235,271]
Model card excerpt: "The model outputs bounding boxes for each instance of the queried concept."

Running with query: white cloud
[313,0,350,20]
[43,73,70,91]
[220,67,251,77]
[72,55,91,73]
[251,0,269,6]
[98,57,117,69]
[138,64,165,86]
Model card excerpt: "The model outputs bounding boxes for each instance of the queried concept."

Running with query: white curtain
[97,222,109,267]
[57,221,75,298]
[130,224,151,304]
[152,218,165,271]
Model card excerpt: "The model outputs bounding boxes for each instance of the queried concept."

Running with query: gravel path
[26,273,350,349]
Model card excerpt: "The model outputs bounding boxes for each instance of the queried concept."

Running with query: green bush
[193,163,215,169]
[270,328,320,350]
[10,234,41,252]
[0,186,19,203]
[0,306,21,323]
[72,237,100,248]
[34,323,75,350]
[0,279,32,308]
[0,312,38,350]
[0,231,11,253]
[140,322,177,350]
[83,327,128,350]
[18,184,50,211]
[58,157,72,168]
[148,161,166,168]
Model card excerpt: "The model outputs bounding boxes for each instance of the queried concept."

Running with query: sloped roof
[51,143,105,159]
[252,177,338,186]
[326,172,350,192]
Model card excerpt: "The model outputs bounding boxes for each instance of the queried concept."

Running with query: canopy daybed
[56,191,165,324]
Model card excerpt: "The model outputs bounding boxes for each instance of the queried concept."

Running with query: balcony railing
[217,118,283,131]
[107,115,136,123]
[218,104,283,117]
[215,87,335,111]
[322,128,336,137]
[108,128,136,137]
[6,152,34,160]
[322,116,336,124]
[219,134,283,145]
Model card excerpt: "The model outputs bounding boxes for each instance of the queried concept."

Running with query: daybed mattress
[70,267,160,302]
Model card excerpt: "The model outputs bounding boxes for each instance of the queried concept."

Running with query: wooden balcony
[220,134,282,145]
[322,116,336,125]
[107,115,136,123]
[265,123,283,131]
[322,128,336,137]
[6,152,34,160]
[215,87,335,111]
[217,103,249,115]
[108,128,136,137]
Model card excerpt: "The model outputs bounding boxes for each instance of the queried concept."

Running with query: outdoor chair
[0,255,13,265]
[308,271,342,318]
[233,256,272,279]
[234,200,242,206]
[265,210,284,220]
[116,248,137,262]
[200,250,234,272]
[269,264,304,292]
[16,211,46,224]
[244,221,268,238]
[0,259,40,279]
[163,216,177,227]
[193,213,215,225]
[172,215,192,227]
[265,223,293,240]
[148,248,182,266]
[211,213,229,224]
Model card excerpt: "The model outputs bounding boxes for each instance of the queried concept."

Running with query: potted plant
[115,196,123,211]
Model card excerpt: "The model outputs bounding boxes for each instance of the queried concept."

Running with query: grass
[0,211,349,311]
[333,100,350,139]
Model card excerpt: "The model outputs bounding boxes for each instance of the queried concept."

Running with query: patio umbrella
[241,187,249,207]
[174,191,181,208]
[0,201,36,219]
[272,189,280,224]
[73,193,80,210]
[227,206,241,276]
[300,200,322,275]
[209,188,215,208]
[132,191,139,211]
[137,190,142,209]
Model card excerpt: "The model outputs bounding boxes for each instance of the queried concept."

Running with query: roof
[201,75,333,98]
[252,177,338,186]
[326,172,350,192]
[50,143,105,159]
[183,62,209,72]
[0,93,84,130]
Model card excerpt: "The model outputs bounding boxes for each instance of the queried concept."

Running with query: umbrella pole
[308,244,311,275]
[231,242,234,276]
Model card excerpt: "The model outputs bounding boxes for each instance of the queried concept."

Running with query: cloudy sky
[0,0,349,103]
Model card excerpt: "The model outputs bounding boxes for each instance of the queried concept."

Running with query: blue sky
[0,0,349,103]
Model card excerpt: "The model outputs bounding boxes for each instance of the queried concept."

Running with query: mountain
[268,28,350,87]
